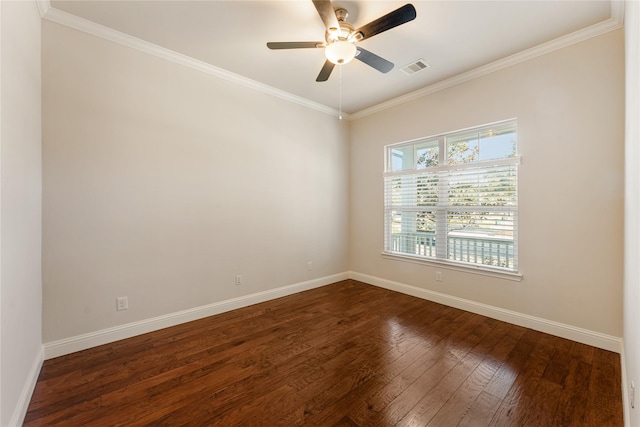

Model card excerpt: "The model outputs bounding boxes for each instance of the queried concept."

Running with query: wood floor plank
[109,287,400,426]
[483,328,545,404]
[345,311,480,426]
[452,320,527,427]
[458,391,504,427]
[549,342,596,426]
[196,319,387,425]
[209,295,446,426]
[66,310,371,424]
[583,348,623,426]
[31,292,338,408]
[396,319,505,426]
[307,304,465,426]
[24,280,623,427]
[351,314,496,426]
[487,331,554,427]
[516,337,583,427]
[422,321,518,426]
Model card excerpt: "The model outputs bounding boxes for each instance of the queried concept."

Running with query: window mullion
[435,136,447,260]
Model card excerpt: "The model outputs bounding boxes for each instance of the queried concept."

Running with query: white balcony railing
[390,231,515,269]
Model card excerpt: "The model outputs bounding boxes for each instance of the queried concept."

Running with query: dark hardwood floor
[25,280,623,426]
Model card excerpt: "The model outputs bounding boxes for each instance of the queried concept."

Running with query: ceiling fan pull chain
[339,64,343,120]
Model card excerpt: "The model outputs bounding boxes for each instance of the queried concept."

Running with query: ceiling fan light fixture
[325,40,356,64]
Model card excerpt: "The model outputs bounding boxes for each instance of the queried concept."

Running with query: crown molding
[35,0,50,17]
[349,5,625,120]
[611,0,625,25]
[38,0,621,122]
[39,3,345,119]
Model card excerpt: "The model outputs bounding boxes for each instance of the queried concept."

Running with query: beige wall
[350,30,624,337]
[42,21,349,343]
[1,1,43,425]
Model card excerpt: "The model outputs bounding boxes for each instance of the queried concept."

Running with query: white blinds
[384,141,519,272]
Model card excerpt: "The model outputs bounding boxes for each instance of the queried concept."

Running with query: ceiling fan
[267,1,417,82]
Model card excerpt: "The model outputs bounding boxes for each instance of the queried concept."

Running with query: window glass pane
[447,211,515,269]
[390,139,439,171]
[416,211,436,232]
[478,123,516,161]
[387,210,437,257]
[447,131,479,164]
[447,211,515,238]
[416,139,439,169]
[447,123,517,164]
[390,146,414,172]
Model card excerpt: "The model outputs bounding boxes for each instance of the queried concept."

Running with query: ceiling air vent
[400,59,431,76]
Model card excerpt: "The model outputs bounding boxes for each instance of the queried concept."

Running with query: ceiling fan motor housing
[326,8,356,43]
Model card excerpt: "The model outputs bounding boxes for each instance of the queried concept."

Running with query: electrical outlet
[436,271,443,282]
[235,275,242,286]
[307,261,313,271]
[116,296,128,311]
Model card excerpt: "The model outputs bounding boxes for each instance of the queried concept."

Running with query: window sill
[381,251,523,282]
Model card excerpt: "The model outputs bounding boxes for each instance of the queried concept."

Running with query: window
[384,120,519,273]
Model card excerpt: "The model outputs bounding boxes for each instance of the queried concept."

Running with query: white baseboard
[44,272,349,359]
[350,271,623,353]
[9,345,44,426]
[43,270,622,356]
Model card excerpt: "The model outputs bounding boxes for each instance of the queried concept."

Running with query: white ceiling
[48,0,618,115]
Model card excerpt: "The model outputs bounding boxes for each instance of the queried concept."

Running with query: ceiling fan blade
[352,4,416,42]
[316,60,335,82]
[267,42,324,49]
[312,0,340,33]
[355,47,394,73]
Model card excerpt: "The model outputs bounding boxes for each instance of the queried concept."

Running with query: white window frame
[382,119,522,281]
